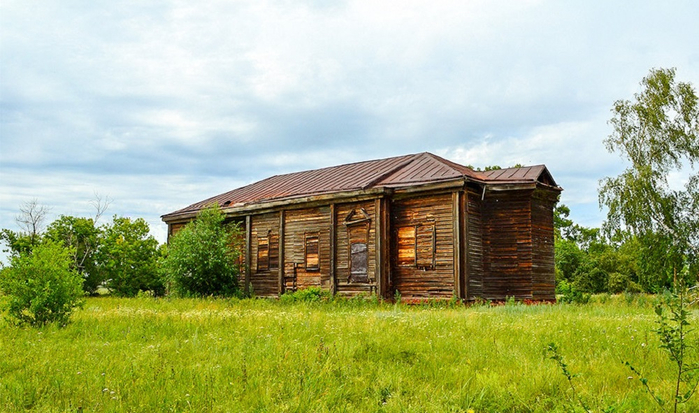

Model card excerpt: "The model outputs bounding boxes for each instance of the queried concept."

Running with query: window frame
[304,232,320,271]
[257,235,270,272]
[397,223,435,270]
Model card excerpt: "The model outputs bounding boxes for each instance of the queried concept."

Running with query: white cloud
[1,0,698,247]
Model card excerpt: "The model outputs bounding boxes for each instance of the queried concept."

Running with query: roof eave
[162,186,391,223]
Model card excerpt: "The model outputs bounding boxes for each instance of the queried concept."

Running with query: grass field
[0,294,695,412]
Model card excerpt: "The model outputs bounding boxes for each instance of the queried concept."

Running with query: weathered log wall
[466,186,484,299]
[334,201,377,296]
[482,189,534,300]
[168,183,558,301]
[390,193,455,299]
[531,190,557,300]
[250,212,281,297]
[283,207,332,291]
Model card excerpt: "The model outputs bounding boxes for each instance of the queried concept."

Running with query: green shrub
[607,272,629,294]
[556,279,590,304]
[280,286,331,303]
[162,205,243,297]
[0,240,84,327]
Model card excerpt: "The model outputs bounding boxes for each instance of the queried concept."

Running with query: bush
[0,241,84,327]
[280,287,331,303]
[556,279,590,304]
[162,205,243,297]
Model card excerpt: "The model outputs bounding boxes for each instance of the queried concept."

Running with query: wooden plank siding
[163,153,561,301]
[466,186,484,299]
[282,207,332,291]
[390,193,455,299]
[482,189,534,300]
[334,201,377,296]
[531,190,557,300]
[249,212,281,297]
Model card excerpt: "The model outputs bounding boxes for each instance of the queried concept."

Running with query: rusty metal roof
[163,152,560,220]
[482,165,558,186]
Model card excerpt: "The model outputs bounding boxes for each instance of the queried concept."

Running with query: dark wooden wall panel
[391,193,455,299]
[466,187,484,299]
[531,190,557,300]
[283,207,332,291]
[250,212,280,297]
[482,190,534,300]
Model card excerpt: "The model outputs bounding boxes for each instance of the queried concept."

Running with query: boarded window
[257,237,269,271]
[350,242,368,282]
[397,226,416,267]
[346,212,371,283]
[305,233,319,271]
[257,232,279,272]
[269,234,279,270]
[416,224,435,270]
[397,224,435,269]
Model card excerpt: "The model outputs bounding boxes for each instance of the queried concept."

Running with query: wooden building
[162,152,562,301]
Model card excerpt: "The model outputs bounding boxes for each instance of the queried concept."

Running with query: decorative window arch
[344,208,371,283]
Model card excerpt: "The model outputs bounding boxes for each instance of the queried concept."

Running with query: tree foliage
[45,215,103,295]
[600,67,699,284]
[162,205,243,297]
[0,240,84,327]
[96,216,164,297]
[2,199,164,297]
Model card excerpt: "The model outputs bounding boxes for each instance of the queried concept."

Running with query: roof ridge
[359,153,424,189]
[423,152,486,180]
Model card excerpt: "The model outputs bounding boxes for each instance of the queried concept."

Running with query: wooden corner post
[245,215,251,296]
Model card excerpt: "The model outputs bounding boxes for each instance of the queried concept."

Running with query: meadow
[0,294,694,412]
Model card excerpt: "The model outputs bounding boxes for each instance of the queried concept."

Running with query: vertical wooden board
[390,193,455,299]
[245,216,251,295]
[452,191,464,299]
[278,210,285,296]
[330,204,336,294]
[375,197,383,298]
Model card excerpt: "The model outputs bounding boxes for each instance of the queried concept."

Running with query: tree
[599,67,699,286]
[45,216,103,295]
[96,216,164,297]
[1,199,50,257]
[553,203,574,240]
[0,240,84,327]
[15,199,50,248]
[162,205,243,297]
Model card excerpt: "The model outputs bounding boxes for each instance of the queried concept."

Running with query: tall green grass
[0,295,693,412]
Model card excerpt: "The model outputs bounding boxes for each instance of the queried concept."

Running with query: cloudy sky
[1,0,698,255]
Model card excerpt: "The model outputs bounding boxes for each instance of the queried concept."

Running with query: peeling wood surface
[249,212,280,297]
[283,207,331,291]
[482,190,534,300]
[334,201,377,295]
[391,193,455,299]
